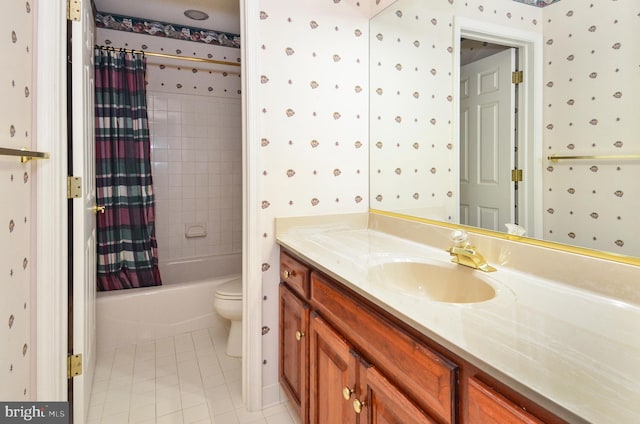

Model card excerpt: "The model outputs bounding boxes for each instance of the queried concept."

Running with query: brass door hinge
[67,0,81,21]
[511,169,523,182]
[512,70,524,84]
[67,354,83,379]
[67,176,82,199]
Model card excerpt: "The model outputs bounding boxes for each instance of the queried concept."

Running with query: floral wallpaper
[96,12,240,48]
[254,0,391,406]
[542,0,640,256]
[0,0,34,401]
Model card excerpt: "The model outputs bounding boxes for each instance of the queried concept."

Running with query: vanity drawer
[468,377,544,424]
[310,271,457,424]
[280,252,310,298]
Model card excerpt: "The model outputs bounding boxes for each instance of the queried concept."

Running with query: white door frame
[35,0,268,410]
[240,0,263,411]
[453,17,543,239]
[35,0,69,400]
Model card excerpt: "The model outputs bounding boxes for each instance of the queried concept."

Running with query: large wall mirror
[369,0,639,260]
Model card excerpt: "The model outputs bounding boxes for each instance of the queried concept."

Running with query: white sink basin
[368,259,496,303]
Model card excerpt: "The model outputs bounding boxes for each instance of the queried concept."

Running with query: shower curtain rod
[95,45,241,67]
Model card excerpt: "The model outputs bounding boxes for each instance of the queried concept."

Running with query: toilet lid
[215,278,242,299]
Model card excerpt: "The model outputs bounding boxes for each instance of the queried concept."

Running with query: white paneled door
[460,48,516,232]
[71,0,97,421]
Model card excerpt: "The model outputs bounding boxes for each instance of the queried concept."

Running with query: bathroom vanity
[276,213,640,424]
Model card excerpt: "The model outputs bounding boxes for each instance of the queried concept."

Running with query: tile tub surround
[275,212,640,423]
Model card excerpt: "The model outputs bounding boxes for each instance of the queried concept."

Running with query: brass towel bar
[0,147,50,163]
[548,154,640,163]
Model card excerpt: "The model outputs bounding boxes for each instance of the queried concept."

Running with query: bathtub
[96,253,241,352]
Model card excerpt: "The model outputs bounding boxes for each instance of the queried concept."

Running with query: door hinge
[67,0,81,21]
[512,70,524,84]
[511,169,523,182]
[67,354,83,379]
[67,176,82,199]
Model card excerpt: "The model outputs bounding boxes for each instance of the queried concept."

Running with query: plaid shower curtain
[94,48,161,291]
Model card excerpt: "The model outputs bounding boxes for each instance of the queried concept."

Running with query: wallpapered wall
[0,0,34,401]
[370,0,542,221]
[255,0,393,404]
[542,0,640,256]
[96,29,243,262]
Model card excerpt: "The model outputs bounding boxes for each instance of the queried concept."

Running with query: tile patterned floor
[87,327,299,424]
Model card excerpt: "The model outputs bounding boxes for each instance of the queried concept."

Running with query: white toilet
[213,278,243,357]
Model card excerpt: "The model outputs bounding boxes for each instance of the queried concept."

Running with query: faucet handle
[450,229,469,247]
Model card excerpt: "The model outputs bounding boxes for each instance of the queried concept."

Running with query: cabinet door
[279,283,309,423]
[309,313,358,424]
[311,272,457,423]
[468,377,545,424]
[357,361,438,424]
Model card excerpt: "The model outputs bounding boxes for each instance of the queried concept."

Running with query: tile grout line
[88,328,297,424]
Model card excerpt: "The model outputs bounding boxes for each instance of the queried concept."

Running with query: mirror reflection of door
[459,40,517,232]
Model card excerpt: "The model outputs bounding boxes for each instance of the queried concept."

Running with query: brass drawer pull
[342,386,354,400]
[353,398,366,414]
[282,269,297,279]
[295,330,305,341]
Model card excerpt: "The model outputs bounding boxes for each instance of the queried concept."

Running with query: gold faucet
[446,230,496,272]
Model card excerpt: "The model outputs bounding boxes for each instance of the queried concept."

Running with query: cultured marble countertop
[276,217,640,424]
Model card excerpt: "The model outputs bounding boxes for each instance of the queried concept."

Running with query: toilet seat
[215,278,242,300]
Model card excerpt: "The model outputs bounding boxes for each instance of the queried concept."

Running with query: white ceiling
[460,39,510,66]
[93,0,241,34]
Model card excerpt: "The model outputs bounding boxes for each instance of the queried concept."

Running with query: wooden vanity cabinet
[308,312,358,424]
[279,250,565,424]
[280,251,456,423]
[279,252,311,422]
[279,283,309,422]
[309,311,436,424]
[280,251,310,297]
[466,377,545,424]
[359,361,439,424]
[310,271,457,423]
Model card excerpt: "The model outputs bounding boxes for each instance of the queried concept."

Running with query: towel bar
[0,147,50,163]
[547,154,640,163]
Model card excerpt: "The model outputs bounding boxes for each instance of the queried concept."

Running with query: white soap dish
[185,223,207,238]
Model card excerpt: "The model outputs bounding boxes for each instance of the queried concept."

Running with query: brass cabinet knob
[282,269,296,279]
[342,386,354,400]
[93,205,106,214]
[353,398,366,414]
[295,331,305,341]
